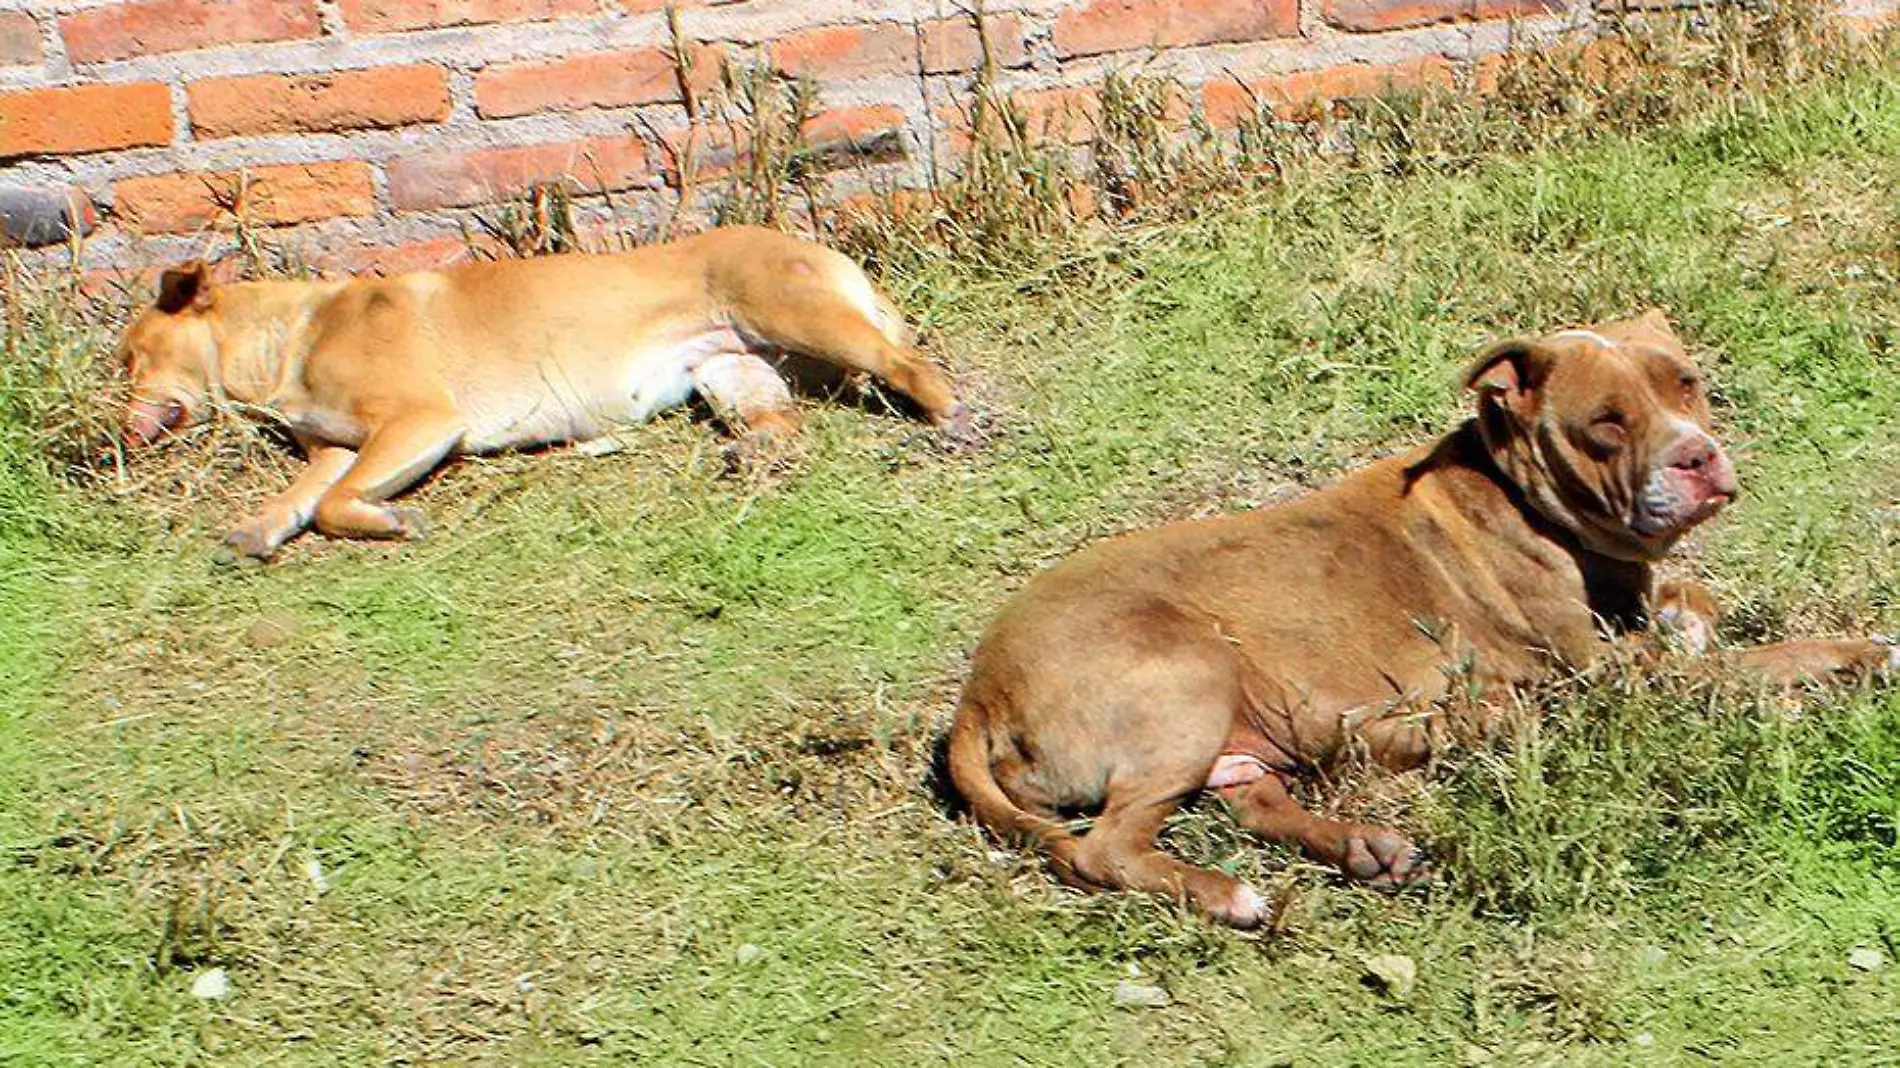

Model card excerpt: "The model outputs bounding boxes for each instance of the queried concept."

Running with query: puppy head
[115,261,219,446]
[1463,309,1739,562]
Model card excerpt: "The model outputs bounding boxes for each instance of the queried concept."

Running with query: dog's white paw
[1227,883,1270,929]
[1657,605,1714,656]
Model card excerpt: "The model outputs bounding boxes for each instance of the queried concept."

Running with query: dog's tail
[947,692,1085,883]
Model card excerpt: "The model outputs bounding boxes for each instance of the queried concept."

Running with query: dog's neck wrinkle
[207,281,326,407]
[1406,422,1650,642]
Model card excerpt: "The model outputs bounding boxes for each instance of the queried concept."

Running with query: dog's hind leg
[312,411,465,541]
[1069,781,1272,929]
[1219,771,1430,890]
[733,286,973,444]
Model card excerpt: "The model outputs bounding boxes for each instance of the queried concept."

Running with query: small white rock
[736,943,763,966]
[1364,953,1417,999]
[190,968,230,1000]
[1633,1032,1655,1047]
[1848,947,1885,972]
[304,856,329,895]
[1113,980,1171,1008]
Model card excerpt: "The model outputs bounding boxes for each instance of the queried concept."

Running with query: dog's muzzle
[1632,432,1739,537]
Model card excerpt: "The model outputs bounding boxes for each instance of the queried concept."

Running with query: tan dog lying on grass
[949,310,1898,928]
[114,226,973,562]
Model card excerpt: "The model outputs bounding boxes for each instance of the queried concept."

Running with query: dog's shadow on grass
[922,728,968,821]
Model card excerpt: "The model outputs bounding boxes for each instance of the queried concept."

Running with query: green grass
[6,69,1900,1066]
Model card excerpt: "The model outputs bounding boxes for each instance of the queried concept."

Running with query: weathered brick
[61,0,319,64]
[772,23,914,80]
[189,66,452,139]
[114,162,376,234]
[317,235,477,277]
[937,86,1101,153]
[1053,0,1296,59]
[1472,53,1508,94]
[0,187,96,248]
[0,11,41,67]
[0,83,173,160]
[803,105,906,159]
[921,13,1028,74]
[474,43,722,119]
[385,137,653,211]
[1203,57,1455,126]
[338,0,604,34]
[1321,0,1563,33]
[662,105,906,186]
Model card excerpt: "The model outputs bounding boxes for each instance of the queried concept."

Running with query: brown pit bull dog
[114,226,973,562]
[948,310,1897,927]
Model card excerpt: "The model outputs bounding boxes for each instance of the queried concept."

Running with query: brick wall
[0,0,1881,279]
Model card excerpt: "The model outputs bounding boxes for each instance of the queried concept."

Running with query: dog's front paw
[1342,828,1434,891]
[214,527,276,568]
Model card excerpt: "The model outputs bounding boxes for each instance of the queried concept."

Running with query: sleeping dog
[115,226,973,561]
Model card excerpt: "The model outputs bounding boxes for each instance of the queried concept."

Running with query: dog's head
[1464,309,1738,562]
[114,261,219,446]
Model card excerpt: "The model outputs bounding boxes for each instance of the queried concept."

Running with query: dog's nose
[1664,432,1739,499]
[127,398,184,445]
[1669,436,1716,473]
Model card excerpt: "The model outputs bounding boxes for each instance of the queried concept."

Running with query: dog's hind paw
[937,403,988,452]
[1877,636,1900,678]
[388,507,432,541]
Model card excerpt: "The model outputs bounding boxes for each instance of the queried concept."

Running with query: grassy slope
[4,73,1900,1066]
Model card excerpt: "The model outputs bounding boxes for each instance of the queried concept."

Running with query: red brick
[338,0,603,33]
[0,11,41,67]
[1472,53,1507,94]
[114,162,376,235]
[1053,0,1296,59]
[474,43,722,119]
[0,83,173,159]
[1203,57,1455,126]
[1006,87,1102,145]
[937,86,1103,153]
[1321,0,1562,32]
[189,66,452,139]
[61,0,319,64]
[834,188,934,221]
[772,23,914,80]
[803,105,906,157]
[661,106,906,186]
[385,137,653,211]
[921,14,1027,74]
[318,235,477,277]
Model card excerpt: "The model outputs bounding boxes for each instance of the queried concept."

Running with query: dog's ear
[1637,307,1674,334]
[155,261,210,315]
[1463,339,1548,415]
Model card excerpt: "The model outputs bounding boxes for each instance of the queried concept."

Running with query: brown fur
[115,226,973,561]
[948,310,1896,927]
